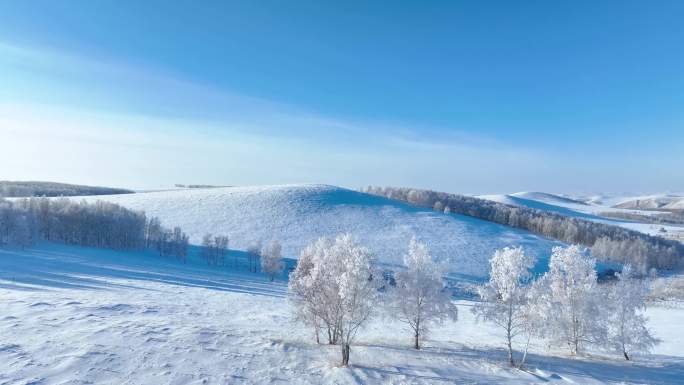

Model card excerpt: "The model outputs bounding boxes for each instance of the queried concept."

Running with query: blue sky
[0,1,682,193]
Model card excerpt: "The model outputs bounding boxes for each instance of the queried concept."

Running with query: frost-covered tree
[391,237,457,349]
[514,278,550,368]
[538,245,605,355]
[200,233,229,266]
[288,234,379,366]
[145,217,163,249]
[247,240,262,273]
[11,214,33,249]
[472,246,534,365]
[201,233,214,265]
[607,265,660,360]
[214,235,229,266]
[261,240,283,281]
[289,238,330,344]
[170,227,189,262]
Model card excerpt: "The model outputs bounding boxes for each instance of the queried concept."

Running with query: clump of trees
[0,197,189,260]
[247,240,263,273]
[1,197,285,281]
[289,235,660,367]
[473,245,659,366]
[289,234,380,366]
[289,235,460,365]
[599,210,684,226]
[201,233,230,266]
[0,199,35,248]
[261,240,284,281]
[361,186,684,273]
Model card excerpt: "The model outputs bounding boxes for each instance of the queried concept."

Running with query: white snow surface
[2,243,683,385]
[72,184,558,278]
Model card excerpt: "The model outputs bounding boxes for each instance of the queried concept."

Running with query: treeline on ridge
[0,181,133,198]
[599,210,684,226]
[361,186,684,273]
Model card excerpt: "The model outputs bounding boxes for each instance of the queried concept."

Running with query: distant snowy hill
[511,192,588,206]
[613,194,684,210]
[477,191,684,237]
[75,184,558,277]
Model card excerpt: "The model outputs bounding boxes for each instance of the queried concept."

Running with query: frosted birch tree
[289,237,332,344]
[539,245,605,355]
[607,265,660,360]
[288,234,379,366]
[261,240,284,281]
[472,246,534,365]
[391,237,457,349]
[201,233,214,265]
[247,240,262,273]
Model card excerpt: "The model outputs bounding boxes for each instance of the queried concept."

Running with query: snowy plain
[72,184,560,278]
[2,243,684,385]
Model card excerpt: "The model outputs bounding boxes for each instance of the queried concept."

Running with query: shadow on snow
[0,243,288,298]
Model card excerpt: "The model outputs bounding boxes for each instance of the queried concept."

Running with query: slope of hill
[478,193,598,220]
[74,184,558,278]
[510,192,588,206]
[614,194,684,210]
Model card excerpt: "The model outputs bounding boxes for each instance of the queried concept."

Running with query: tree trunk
[507,334,514,366]
[341,343,350,366]
[414,320,420,349]
[506,301,515,366]
[518,333,532,369]
[622,339,630,360]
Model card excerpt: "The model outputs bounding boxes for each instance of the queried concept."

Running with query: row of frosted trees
[473,245,658,367]
[0,196,285,279]
[362,186,683,273]
[200,234,285,281]
[0,197,189,260]
[288,234,658,367]
[0,181,132,198]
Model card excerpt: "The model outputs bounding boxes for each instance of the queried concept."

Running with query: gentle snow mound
[75,184,556,277]
[510,192,587,206]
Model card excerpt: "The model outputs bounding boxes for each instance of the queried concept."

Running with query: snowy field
[2,243,684,385]
[71,184,559,278]
[477,192,684,237]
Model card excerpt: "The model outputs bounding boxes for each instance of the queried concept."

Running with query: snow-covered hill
[613,194,684,210]
[477,192,684,237]
[74,184,558,278]
[511,192,588,206]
